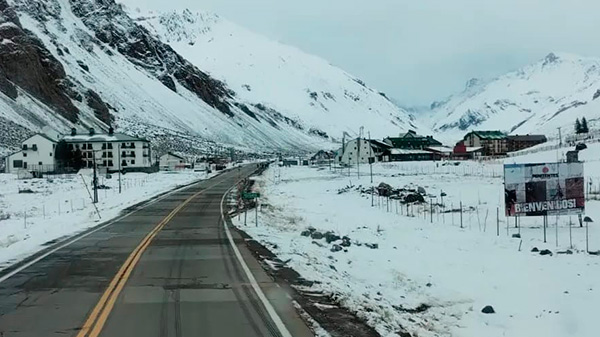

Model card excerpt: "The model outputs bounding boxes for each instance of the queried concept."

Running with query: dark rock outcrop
[85,89,113,125]
[0,0,79,122]
[68,0,235,117]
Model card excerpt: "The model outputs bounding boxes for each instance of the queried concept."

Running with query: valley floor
[233,157,600,337]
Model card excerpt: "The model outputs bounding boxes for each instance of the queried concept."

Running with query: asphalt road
[0,165,313,337]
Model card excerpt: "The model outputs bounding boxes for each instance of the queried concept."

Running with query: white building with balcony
[4,133,59,174]
[62,128,152,171]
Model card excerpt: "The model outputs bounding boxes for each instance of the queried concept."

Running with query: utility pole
[558,127,562,147]
[368,131,373,184]
[356,137,360,178]
[92,149,98,203]
[118,143,122,193]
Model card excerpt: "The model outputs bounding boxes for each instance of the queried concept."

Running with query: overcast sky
[121,0,600,106]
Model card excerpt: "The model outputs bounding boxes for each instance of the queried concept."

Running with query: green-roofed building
[463,130,508,156]
[383,130,443,150]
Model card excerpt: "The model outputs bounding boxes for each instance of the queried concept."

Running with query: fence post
[569,216,573,249]
[496,207,499,236]
[460,201,463,228]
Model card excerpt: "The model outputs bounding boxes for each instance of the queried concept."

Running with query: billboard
[504,162,584,216]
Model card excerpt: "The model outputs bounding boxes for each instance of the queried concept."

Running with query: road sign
[504,162,584,217]
[242,192,260,199]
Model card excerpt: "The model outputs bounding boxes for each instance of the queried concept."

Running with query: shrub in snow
[481,305,495,314]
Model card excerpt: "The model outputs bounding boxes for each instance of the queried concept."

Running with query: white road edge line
[220,183,293,337]
[0,178,207,284]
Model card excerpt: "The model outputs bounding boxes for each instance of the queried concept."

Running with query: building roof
[385,135,443,148]
[62,133,149,143]
[506,134,547,142]
[400,130,419,138]
[161,152,185,160]
[29,133,59,143]
[369,139,392,149]
[390,148,431,155]
[425,146,453,154]
[466,131,507,140]
[4,149,23,158]
[465,147,483,153]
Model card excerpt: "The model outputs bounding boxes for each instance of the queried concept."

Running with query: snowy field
[0,168,219,271]
[232,146,600,337]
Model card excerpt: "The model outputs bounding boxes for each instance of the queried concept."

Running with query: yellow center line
[76,178,226,337]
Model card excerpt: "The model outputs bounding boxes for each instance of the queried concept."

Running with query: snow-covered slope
[124,7,420,140]
[0,0,418,156]
[429,53,600,141]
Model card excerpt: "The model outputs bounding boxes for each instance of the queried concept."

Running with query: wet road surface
[0,166,313,337]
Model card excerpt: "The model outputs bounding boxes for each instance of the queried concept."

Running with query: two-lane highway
[0,165,313,337]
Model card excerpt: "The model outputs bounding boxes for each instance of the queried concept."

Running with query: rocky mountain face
[0,0,417,157]
[428,53,600,141]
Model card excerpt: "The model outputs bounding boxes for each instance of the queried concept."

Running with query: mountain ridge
[0,0,418,157]
[427,52,600,142]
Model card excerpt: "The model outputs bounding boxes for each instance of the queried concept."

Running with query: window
[38,162,42,166]
[108,160,113,167]
[108,143,113,149]
[32,144,38,151]
[53,144,56,149]
[103,160,107,166]
[23,162,27,169]
[22,144,28,150]
[82,144,87,150]
[49,153,52,157]
[23,152,27,157]
[122,160,127,166]
[87,143,92,149]
[108,152,113,158]
[131,160,135,165]
[13,160,23,168]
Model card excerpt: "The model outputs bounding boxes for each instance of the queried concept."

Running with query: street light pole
[368,131,373,184]
[92,154,98,203]
[118,143,122,193]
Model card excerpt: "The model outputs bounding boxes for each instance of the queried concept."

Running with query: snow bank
[233,161,600,337]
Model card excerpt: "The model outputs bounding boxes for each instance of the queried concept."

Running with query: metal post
[357,137,360,179]
[555,215,559,247]
[543,215,547,243]
[586,219,589,253]
[118,143,122,194]
[496,207,499,236]
[430,198,433,223]
[255,198,258,227]
[92,155,98,203]
[569,216,573,249]
[244,209,247,226]
[371,186,374,207]
[460,201,463,228]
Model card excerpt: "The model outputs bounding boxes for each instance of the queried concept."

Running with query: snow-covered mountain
[0,0,418,157]
[429,53,600,141]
